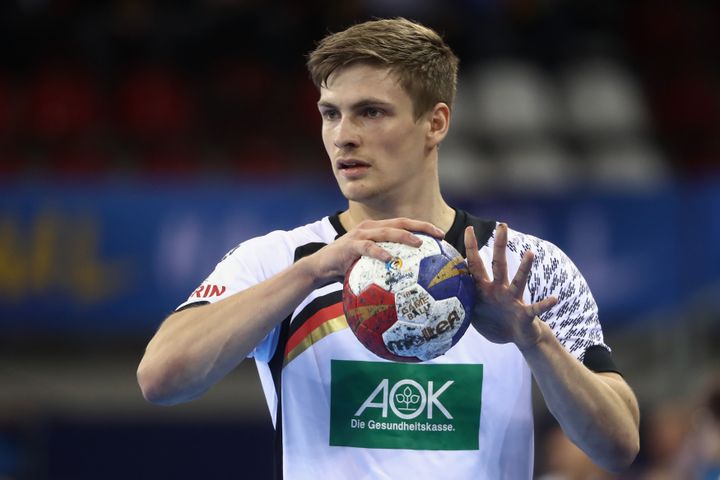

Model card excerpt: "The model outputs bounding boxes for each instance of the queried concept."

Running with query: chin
[338,183,381,203]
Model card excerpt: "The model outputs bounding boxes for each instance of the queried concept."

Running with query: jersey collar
[328,209,467,251]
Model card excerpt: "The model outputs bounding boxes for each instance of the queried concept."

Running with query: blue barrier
[1,179,718,333]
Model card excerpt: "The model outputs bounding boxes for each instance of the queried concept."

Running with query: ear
[426,102,450,149]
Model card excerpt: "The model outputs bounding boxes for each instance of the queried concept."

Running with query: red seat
[27,66,102,141]
[116,67,196,142]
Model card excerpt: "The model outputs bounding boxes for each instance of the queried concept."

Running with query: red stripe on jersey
[285,302,345,356]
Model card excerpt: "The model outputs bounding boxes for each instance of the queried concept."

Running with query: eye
[363,107,384,118]
[320,109,340,121]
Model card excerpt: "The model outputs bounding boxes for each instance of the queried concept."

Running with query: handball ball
[342,233,476,362]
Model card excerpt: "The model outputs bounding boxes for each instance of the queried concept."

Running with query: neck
[340,192,455,233]
[339,147,455,232]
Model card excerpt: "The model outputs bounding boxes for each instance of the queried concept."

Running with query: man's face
[318,64,432,204]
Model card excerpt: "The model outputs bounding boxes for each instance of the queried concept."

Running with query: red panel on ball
[343,280,421,362]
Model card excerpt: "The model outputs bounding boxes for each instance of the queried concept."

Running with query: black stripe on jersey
[329,212,344,238]
[582,345,621,375]
[293,242,327,262]
[269,316,290,480]
[444,209,496,257]
[287,290,343,338]
[328,209,496,256]
[268,240,329,480]
[174,300,210,313]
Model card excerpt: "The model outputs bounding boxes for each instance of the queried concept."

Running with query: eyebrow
[317,98,394,110]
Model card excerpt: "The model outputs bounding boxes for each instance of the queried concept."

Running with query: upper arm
[595,371,641,427]
[504,229,607,360]
[171,231,295,359]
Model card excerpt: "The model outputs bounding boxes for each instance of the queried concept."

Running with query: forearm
[522,321,640,472]
[137,256,320,405]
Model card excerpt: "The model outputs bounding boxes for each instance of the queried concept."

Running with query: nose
[333,116,361,150]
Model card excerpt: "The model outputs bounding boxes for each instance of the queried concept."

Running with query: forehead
[319,64,411,106]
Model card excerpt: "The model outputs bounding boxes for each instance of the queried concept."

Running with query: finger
[464,226,489,282]
[528,296,558,318]
[361,227,424,247]
[357,240,394,262]
[509,250,534,299]
[370,217,445,239]
[492,223,509,285]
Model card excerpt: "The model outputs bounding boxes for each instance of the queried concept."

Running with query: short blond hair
[307,18,459,117]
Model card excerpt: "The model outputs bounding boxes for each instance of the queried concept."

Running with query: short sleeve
[175,231,295,361]
[506,230,610,363]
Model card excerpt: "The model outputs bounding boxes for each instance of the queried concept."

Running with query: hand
[464,223,558,350]
[306,217,445,285]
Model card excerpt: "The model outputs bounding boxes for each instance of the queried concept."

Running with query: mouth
[336,158,370,170]
[336,158,371,178]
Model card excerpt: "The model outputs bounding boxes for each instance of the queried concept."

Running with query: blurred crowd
[0,0,718,183]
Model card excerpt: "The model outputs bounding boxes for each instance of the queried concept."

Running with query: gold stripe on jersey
[284,314,348,366]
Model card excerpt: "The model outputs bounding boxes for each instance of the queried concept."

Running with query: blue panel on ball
[438,239,463,260]
[419,251,474,303]
[416,244,477,349]
[451,278,476,345]
[456,274,476,312]
[425,272,463,301]
[416,254,449,290]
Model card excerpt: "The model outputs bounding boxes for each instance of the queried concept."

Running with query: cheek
[321,127,334,151]
[383,126,423,157]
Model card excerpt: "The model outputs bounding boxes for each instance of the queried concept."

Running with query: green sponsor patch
[330,360,483,450]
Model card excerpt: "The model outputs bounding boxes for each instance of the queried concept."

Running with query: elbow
[137,358,191,406]
[137,363,173,406]
[601,433,640,474]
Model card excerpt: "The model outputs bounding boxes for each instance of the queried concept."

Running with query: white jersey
[177,210,614,480]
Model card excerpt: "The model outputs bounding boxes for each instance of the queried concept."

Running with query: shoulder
[505,226,564,260]
[482,225,589,303]
[221,216,337,266]
[478,224,569,265]
[501,226,582,286]
[500,227,606,359]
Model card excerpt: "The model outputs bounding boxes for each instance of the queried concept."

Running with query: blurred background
[1,0,719,478]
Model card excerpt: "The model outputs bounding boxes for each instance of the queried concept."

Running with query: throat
[340,202,455,232]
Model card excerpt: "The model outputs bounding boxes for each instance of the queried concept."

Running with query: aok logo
[354,379,454,420]
[330,361,482,450]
